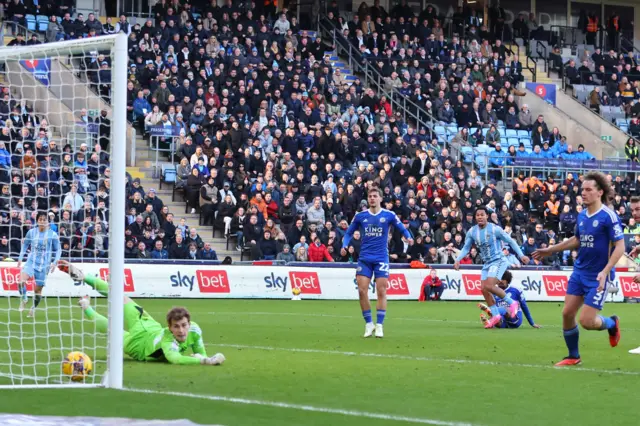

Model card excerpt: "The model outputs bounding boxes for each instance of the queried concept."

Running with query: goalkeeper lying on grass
[58,261,225,366]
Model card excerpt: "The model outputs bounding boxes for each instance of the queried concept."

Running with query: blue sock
[376,310,386,325]
[489,305,500,317]
[362,309,372,324]
[563,326,580,358]
[503,295,514,305]
[598,315,616,330]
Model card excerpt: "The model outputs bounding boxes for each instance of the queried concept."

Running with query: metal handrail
[525,55,537,83]
[0,20,45,43]
[535,41,547,74]
[319,17,464,163]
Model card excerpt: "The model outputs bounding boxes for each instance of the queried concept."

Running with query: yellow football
[62,351,92,381]
[292,287,301,296]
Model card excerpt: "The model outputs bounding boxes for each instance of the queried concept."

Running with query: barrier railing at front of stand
[476,152,640,179]
[2,260,632,301]
[150,134,178,179]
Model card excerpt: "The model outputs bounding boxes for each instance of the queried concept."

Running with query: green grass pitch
[0,298,639,426]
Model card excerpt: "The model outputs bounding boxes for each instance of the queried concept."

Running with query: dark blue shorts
[356,259,390,280]
[567,272,610,310]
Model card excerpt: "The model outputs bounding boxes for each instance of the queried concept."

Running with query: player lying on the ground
[57,261,225,366]
[478,271,540,329]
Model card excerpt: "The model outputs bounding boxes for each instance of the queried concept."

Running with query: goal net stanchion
[0,33,127,389]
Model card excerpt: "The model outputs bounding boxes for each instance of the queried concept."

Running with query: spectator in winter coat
[276,244,296,262]
[198,243,218,260]
[308,236,334,262]
[305,198,325,226]
[521,236,538,257]
[150,240,168,259]
[419,269,443,301]
[259,231,278,260]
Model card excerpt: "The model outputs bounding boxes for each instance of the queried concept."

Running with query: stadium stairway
[127,134,239,261]
[125,30,350,262]
[509,42,559,86]
[306,30,358,85]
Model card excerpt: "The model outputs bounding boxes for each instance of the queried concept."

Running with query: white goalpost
[0,33,127,389]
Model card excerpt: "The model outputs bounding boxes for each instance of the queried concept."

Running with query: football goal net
[0,33,127,389]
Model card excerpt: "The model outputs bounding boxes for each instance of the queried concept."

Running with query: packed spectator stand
[1,0,634,268]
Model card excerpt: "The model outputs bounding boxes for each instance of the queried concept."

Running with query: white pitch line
[124,387,478,426]
[156,310,640,331]
[215,343,640,376]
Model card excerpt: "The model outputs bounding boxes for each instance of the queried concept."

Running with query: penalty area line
[215,343,640,377]
[123,387,478,426]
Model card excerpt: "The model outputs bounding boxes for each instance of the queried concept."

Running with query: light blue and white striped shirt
[456,223,525,264]
[19,227,62,272]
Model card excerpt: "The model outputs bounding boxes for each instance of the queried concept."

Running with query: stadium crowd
[1,1,629,266]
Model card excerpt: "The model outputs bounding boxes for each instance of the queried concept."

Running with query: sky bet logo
[542,275,568,297]
[358,273,409,295]
[265,271,321,294]
[618,276,640,298]
[99,268,135,292]
[171,270,230,293]
[462,274,482,296]
[0,267,34,291]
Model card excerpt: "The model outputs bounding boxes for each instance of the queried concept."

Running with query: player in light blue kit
[478,271,541,329]
[534,172,624,366]
[341,186,413,338]
[17,212,61,317]
[453,207,530,329]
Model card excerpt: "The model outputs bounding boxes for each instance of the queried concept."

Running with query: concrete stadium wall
[518,87,621,160]
[554,89,629,156]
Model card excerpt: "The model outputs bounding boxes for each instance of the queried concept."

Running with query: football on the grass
[292,287,301,296]
[62,351,92,381]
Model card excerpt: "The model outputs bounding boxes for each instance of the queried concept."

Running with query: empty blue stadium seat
[475,144,491,154]
[506,129,517,138]
[36,15,48,32]
[498,128,506,138]
[507,138,520,146]
[461,146,474,163]
[475,155,487,173]
[26,15,36,31]
[517,130,529,138]
[481,128,489,137]
[434,126,446,137]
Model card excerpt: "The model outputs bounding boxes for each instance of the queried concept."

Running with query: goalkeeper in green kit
[58,261,225,366]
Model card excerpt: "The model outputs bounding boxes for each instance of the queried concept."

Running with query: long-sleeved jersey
[495,286,535,327]
[456,223,524,264]
[124,320,207,365]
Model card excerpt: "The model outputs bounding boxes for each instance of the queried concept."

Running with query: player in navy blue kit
[341,186,413,338]
[478,271,540,329]
[534,172,624,366]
